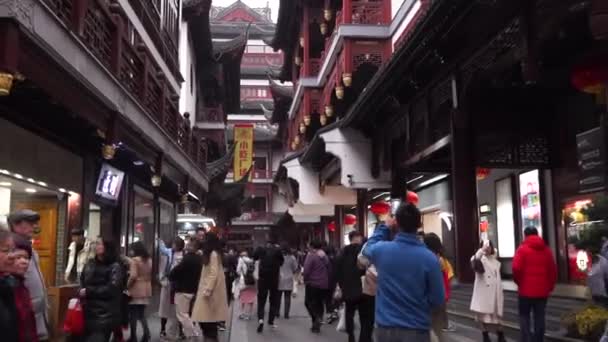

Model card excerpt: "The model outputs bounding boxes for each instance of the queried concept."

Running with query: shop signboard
[95,163,124,202]
[233,124,254,182]
[576,127,606,193]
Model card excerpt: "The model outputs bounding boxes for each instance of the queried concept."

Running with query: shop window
[132,186,155,257]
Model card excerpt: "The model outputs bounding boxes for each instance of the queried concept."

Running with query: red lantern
[370,201,391,215]
[406,191,419,206]
[476,167,491,180]
[344,214,357,226]
[571,54,608,94]
[328,221,336,232]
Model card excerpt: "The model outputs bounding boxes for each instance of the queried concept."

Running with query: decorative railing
[40,0,206,172]
[227,170,276,180]
[351,1,386,25]
[242,53,282,67]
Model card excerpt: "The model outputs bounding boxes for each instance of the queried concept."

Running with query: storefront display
[563,198,595,284]
[519,170,543,236]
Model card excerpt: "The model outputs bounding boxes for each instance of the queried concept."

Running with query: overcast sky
[212,0,280,22]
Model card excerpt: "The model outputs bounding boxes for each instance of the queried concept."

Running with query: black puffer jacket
[80,258,124,331]
[0,275,18,342]
[334,244,365,301]
[169,252,203,294]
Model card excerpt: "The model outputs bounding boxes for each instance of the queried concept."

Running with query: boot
[496,331,506,342]
[483,331,492,342]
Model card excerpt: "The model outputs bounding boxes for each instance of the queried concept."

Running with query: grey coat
[25,250,49,340]
[278,254,298,291]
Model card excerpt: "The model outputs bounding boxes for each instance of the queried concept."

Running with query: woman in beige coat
[127,241,153,342]
[192,232,228,341]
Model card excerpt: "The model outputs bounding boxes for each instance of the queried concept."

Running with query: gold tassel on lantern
[304,114,311,126]
[325,105,334,117]
[320,23,328,35]
[342,73,353,87]
[299,122,306,134]
[0,72,14,96]
[320,114,328,126]
[335,86,344,99]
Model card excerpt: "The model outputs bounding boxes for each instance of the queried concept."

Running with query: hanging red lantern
[406,191,419,206]
[328,221,336,232]
[344,214,357,226]
[476,167,491,180]
[571,54,608,95]
[370,201,391,216]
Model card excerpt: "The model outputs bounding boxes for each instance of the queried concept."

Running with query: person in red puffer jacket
[512,227,557,342]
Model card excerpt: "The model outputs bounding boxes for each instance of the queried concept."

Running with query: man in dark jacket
[513,227,557,342]
[169,240,203,339]
[334,231,373,342]
[253,240,284,333]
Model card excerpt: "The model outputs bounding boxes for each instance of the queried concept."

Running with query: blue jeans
[518,297,547,342]
[375,326,430,342]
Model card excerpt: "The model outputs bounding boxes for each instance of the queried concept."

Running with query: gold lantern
[299,37,305,48]
[294,135,301,146]
[151,174,162,187]
[335,86,345,100]
[299,122,306,134]
[342,73,353,87]
[304,114,311,126]
[320,23,328,35]
[0,72,14,96]
[320,114,328,126]
[295,56,302,66]
[101,144,116,160]
[291,141,297,151]
[325,105,334,117]
[324,9,333,21]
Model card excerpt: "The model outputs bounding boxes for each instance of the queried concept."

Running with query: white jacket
[64,240,95,281]
[470,249,504,316]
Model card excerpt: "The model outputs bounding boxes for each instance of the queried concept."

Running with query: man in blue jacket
[362,202,445,342]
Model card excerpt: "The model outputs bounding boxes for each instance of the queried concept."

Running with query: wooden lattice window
[82,0,114,68]
[354,52,383,69]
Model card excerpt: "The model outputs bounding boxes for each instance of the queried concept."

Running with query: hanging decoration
[320,23,328,35]
[342,73,353,87]
[101,144,116,160]
[0,72,14,96]
[328,221,336,232]
[476,167,491,180]
[325,105,334,117]
[406,191,419,206]
[335,86,345,99]
[324,9,333,21]
[299,122,306,134]
[370,201,391,216]
[344,214,357,226]
[304,114,311,126]
[320,113,328,126]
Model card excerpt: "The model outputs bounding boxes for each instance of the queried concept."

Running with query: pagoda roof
[207,143,235,183]
[210,1,273,23]
[226,123,279,142]
[210,22,275,40]
[268,76,294,99]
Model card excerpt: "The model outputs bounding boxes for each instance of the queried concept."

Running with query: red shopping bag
[63,298,85,336]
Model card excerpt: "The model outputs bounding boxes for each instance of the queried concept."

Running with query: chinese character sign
[233,124,254,182]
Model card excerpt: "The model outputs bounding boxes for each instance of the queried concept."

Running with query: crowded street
[1,0,608,341]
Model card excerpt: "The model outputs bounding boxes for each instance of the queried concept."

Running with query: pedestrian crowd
[0,200,573,342]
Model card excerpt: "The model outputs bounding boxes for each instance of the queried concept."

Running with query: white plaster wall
[284,160,356,205]
[179,21,197,127]
[320,128,391,189]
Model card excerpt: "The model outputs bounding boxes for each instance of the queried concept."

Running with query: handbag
[472,258,485,274]
[63,298,85,336]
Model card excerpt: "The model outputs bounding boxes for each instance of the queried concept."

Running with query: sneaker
[257,320,264,333]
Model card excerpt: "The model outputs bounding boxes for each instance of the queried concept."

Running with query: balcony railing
[351,1,387,25]
[227,170,277,180]
[41,0,206,172]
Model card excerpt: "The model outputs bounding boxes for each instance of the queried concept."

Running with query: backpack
[589,255,608,297]
[244,260,256,286]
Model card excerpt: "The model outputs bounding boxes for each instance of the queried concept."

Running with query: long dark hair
[101,239,119,264]
[201,232,223,265]
[423,233,444,256]
[130,241,150,261]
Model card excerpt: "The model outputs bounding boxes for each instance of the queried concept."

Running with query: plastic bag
[336,307,359,333]
[63,298,85,336]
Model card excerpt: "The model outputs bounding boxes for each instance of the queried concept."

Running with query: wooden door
[14,199,58,287]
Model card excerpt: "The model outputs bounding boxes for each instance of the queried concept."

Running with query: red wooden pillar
[343,0,352,24]
[343,40,353,79]
[450,76,478,283]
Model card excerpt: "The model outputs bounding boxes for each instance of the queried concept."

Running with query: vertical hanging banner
[233,124,254,182]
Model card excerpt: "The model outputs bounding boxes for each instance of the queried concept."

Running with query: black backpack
[244,260,256,286]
